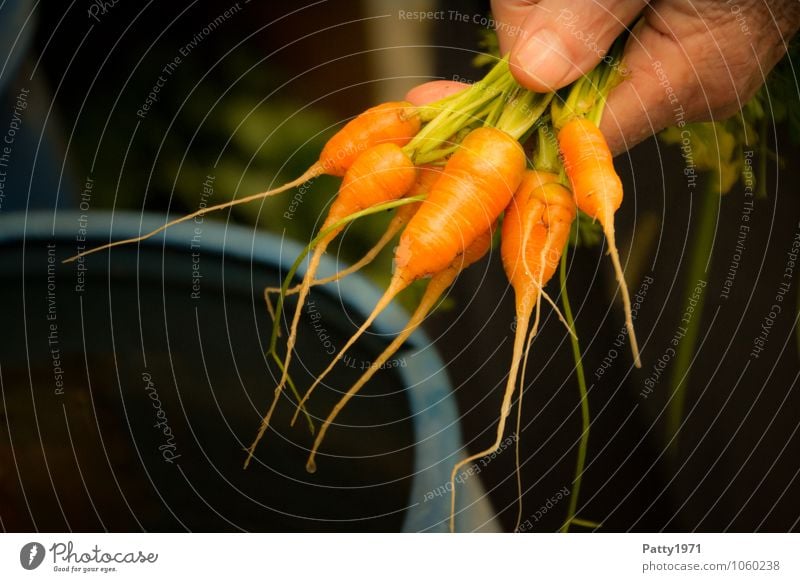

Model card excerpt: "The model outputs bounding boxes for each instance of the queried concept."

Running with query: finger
[598,16,686,155]
[503,0,647,92]
[405,80,470,106]
[490,0,537,54]
[600,0,789,155]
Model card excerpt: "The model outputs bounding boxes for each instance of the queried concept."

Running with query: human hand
[407,0,800,155]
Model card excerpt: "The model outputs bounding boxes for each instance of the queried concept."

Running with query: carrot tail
[604,221,641,368]
[312,216,405,287]
[535,230,574,337]
[303,273,450,471]
[513,296,545,532]
[513,380,525,533]
[511,285,546,532]
[243,232,333,469]
[252,196,425,461]
[304,276,409,473]
[266,213,405,305]
[449,306,532,533]
[291,274,406,430]
[512,225,571,530]
[243,351,299,469]
[263,217,404,338]
[538,289,576,338]
[62,163,324,265]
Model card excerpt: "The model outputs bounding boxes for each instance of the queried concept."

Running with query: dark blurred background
[1,0,799,532]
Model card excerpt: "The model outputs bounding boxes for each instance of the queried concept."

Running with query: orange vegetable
[448,173,576,532]
[284,166,443,415]
[394,127,525,282]
[318,101,421,176]
[264,166,440,319]
[559,117,641,368]
[297,127,525,471]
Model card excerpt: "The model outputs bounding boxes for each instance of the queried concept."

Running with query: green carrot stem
[552,37,625,129]
[475,97,504,127]
[404,57,510,158]
[484,86,513,128]
[413,142,462,166]
[569,518,601,529]
[533,122,561,175]
[496,92,555,141]
[413,74,518,159]
[665,177,719,455]
[416,86,472,122]
[408,54,555,164]
[558,243,592,533]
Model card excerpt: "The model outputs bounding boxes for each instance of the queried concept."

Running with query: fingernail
[514,29,573,91]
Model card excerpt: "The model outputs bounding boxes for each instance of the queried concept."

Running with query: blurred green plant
[473,28,500,69]
[658,40,800,453]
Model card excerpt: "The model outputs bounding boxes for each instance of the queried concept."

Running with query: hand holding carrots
[411,0,800,155]
[66,11,757,531]
[503,0,800,153]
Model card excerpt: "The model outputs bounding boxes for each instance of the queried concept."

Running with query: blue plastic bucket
[0,211,498,532]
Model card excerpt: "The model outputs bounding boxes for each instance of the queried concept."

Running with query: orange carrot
[62,102,421,265]
[294,129,521,427]
[318,101,421,176]
[306,163,438,288]
[448,174,576,532]
[301,126,525,473]
[287,131,516,426]
[502,176,574,301]
[394,127,525,281]
[559,117,641,368]
[244,142,418,468]
[305,225,496,473]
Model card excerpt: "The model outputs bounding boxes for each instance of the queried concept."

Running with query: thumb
[497,0,646,91]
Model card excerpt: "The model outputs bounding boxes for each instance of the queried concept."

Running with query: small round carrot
[305,224,495,473]
[448,174,576,532]
[559,117,641,368]
[244,142,418,467]
[62,102,421,265]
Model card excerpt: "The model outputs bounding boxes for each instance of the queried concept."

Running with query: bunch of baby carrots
[66,41,639,532]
